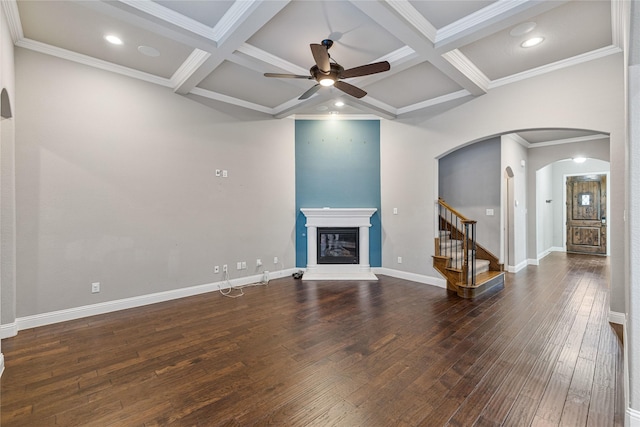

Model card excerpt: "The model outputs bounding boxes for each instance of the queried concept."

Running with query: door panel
[566,175,606,255]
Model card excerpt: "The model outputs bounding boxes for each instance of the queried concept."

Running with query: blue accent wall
[295,120,381,267]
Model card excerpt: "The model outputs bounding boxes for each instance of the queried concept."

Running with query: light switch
[486,209,494,216]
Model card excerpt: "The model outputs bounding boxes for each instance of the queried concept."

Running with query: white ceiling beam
[174,0,290,95]
[1,1,23,43]
[352,0,487,96]
[434,0,569,53]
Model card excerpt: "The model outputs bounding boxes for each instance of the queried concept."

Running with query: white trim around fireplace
[300,208,378,281]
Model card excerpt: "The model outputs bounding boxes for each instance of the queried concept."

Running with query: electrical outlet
[237,262,242,270]
[256,259,262,266]
[91,282,100,293]
[223,264,228,272]
[214,266,220,273]
[397,256,403,264]
[274,256,278,264]
[241,261,247,269]
[222,170,228,178]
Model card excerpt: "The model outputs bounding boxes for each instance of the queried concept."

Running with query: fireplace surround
[300,208,377,281]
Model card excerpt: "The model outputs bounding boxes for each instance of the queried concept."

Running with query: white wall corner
[373,268,447,289]
[550,246,565,253]
[0,322,18,339]
[0,353,4,378]
[527,258,539,267]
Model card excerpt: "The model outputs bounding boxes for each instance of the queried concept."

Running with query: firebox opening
[317,227,359,264]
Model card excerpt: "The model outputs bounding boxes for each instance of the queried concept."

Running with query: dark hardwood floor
[0,252,624,426]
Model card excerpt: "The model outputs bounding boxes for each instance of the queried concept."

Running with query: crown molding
[170,48,212,90]
[491,45,622,89]
[611,0,626,50]
[441,49,490,93]
[397,89,471,115]
[386,0,437,42]
[189,86,274,115]
[505,133,531,148]
[16,38,172,87]
[119,0,217,43]
[526,133,610,148]
[1,0,23,43]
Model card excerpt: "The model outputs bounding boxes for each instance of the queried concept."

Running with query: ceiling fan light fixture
[521,36,544,48]
[319,77,335,87]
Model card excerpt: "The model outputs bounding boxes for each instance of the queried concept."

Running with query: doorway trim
[563,171,610,255]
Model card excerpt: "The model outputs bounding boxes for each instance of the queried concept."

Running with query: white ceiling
[3,0,623,143]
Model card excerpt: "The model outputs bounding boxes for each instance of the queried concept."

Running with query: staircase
[433,198,505,298]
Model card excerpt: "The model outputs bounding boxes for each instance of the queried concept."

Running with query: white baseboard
[0,322,18,339]
[508,260,529,273]
[628,407,640,426]
[550,246,565,252]
[536,250,551,260]
[373,268,446,288]
[9,269,296,333]
[609,310,626,325]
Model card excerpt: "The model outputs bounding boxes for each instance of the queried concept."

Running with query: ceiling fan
[264,39,390,100]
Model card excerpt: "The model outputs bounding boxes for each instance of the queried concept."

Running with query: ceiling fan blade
[310,44,330,74]
[341,61,390,79]
[334,81,367,99]
[264,73,311,79]
[299,84,321,100]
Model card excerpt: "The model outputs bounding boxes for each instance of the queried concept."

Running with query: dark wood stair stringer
[433,198,505,298]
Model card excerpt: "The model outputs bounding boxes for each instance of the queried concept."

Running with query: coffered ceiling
[1,0,623,128]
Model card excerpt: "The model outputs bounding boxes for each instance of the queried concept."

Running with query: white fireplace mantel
[300,208,378,281]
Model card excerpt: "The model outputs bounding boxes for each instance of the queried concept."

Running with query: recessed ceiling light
[521,37,544,48]
[334,101,344,107]
[573,157,587,163]
[138,45,160,57]
[510,22,537,37]
[104,35,123,45]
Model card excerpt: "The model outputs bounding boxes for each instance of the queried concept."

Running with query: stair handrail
[437,198,477,286]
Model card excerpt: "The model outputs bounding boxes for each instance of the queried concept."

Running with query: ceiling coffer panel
[246,0,405,71]
[17,1,195,79]
[365,62,464,108]
[197,61,304,108]
[459,1,612,81]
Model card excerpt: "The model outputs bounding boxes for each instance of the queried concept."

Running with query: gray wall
[438,137,501,256]
[0,5,16,359]
[536,164,553,257]
[380,54,624,311]
[501,135,528,269]
[14,49,295,317]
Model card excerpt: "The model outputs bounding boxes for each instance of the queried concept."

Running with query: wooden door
[566,175,607,255]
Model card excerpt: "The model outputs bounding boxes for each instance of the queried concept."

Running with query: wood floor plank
[0,253,623,426]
